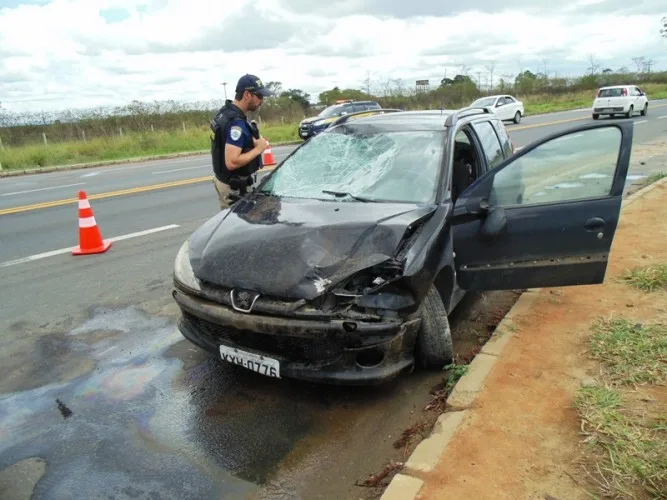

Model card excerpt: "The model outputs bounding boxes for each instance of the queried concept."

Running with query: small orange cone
[262,138,276,168]
[72,190,112,256]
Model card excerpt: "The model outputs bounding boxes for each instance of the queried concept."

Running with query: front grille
[184,312,348,363]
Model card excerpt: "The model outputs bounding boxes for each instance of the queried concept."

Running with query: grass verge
[0,123,299,171]
[2,83,666,172]
[574,316,667,499]
[621,263,667,293]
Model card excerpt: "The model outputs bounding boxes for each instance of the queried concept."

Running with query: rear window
[598,88,624,97]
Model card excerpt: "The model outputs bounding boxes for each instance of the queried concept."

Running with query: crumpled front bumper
[173,288,421,385]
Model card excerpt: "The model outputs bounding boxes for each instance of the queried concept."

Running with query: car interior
[451,128,481,202]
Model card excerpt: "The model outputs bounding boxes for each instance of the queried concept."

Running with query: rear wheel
[415,284,454,369]
[626,105,634,118]
[592,113,599,120]
[641,103,648,116]
[513,111,521,124]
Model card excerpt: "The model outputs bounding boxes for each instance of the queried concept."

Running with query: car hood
[188,194,436,300]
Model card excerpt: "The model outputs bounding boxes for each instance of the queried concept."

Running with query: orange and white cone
[262,139,276,168]
[72,190,112,256]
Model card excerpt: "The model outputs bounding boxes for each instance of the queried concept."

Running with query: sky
[0,0,666,114]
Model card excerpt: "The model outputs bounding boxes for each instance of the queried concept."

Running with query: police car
[298,99,382,140]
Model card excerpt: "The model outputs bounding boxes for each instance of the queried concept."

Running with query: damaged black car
[172,107,634,385]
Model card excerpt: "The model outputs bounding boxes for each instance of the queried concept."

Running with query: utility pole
[221,82,227,100]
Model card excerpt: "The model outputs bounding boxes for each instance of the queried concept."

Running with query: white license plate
[219,345,281,378]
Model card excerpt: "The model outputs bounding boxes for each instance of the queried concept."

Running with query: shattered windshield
[259,126,445,204]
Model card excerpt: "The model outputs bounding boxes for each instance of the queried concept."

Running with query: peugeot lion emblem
[230,289,261,313]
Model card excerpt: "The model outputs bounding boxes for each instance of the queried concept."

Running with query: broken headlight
[332,259,404,298]
[174,239,201,293]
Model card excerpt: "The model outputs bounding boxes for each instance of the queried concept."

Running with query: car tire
[592,113,599,120]
[513,111,521,124]
[641,103,648,116]
[415,284,454,369]
[626,105,633,118]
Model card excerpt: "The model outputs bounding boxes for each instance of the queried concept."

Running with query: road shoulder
[381,176,667,500]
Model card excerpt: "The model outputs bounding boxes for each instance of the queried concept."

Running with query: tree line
[1,63,666,148]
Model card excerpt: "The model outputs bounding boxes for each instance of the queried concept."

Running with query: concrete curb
[379,174,667,500]
[0,141,302,178]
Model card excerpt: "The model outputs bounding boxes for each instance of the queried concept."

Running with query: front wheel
[592,113,599,120]
[641,103,648,116]
[415,284,454,369]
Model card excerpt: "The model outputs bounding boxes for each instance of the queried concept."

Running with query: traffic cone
[72,190,112,255]
[262,139,276,168]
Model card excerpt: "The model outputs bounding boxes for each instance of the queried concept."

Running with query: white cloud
[0,0,666,113]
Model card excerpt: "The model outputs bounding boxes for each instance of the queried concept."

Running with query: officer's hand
[253,137,268,152]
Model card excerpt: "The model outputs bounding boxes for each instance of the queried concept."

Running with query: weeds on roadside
[574,385,667,499]
[621,263,667,293]
[646,171,667,185]
[574,316,667,499]
[588,317,666,386]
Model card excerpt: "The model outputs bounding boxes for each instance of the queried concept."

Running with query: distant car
[592,85,648,120]
[173,106,634,386]
[298,100,381,140]
[470,95,524,124]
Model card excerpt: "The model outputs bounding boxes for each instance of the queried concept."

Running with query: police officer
[209,74,274,209]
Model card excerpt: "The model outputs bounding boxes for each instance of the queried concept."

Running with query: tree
[661,16,666,38]
[264,81,283,96]
[279,89,311,109]
[632,57,646,73]
[318,87,372,105]
[587,55,601,75]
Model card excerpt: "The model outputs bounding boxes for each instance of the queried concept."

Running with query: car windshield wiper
[322,190,374,202]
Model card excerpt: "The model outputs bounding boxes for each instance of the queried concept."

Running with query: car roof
[598,84,633,89]
[333,109,495,131]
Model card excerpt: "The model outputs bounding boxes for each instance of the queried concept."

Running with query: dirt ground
[414,180,667,498]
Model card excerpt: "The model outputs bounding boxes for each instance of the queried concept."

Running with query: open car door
[452,121,634,291]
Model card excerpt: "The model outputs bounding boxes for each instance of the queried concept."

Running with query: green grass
[0,123,299,171]
[588,317,667,386]
[574,385,667,499]
[2,82,667,172]
[573,316,667,498]
[646,172,667,185]
[622,263,667,293]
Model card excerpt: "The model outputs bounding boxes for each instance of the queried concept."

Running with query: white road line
[0,224,181,268]
[635,120,648,125]
[657,116,667,120]
[1,182,86,197]
[153,165,209,174]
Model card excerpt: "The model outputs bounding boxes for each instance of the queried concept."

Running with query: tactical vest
[210,101,261,182]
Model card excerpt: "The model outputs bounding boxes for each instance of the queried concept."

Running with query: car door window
[471,121,505,171]
[489,119,513,159]
[489,126,622,207]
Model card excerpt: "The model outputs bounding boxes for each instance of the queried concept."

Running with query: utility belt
[219,174,254,191]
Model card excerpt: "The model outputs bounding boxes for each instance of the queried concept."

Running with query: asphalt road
[1,102,666,499]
